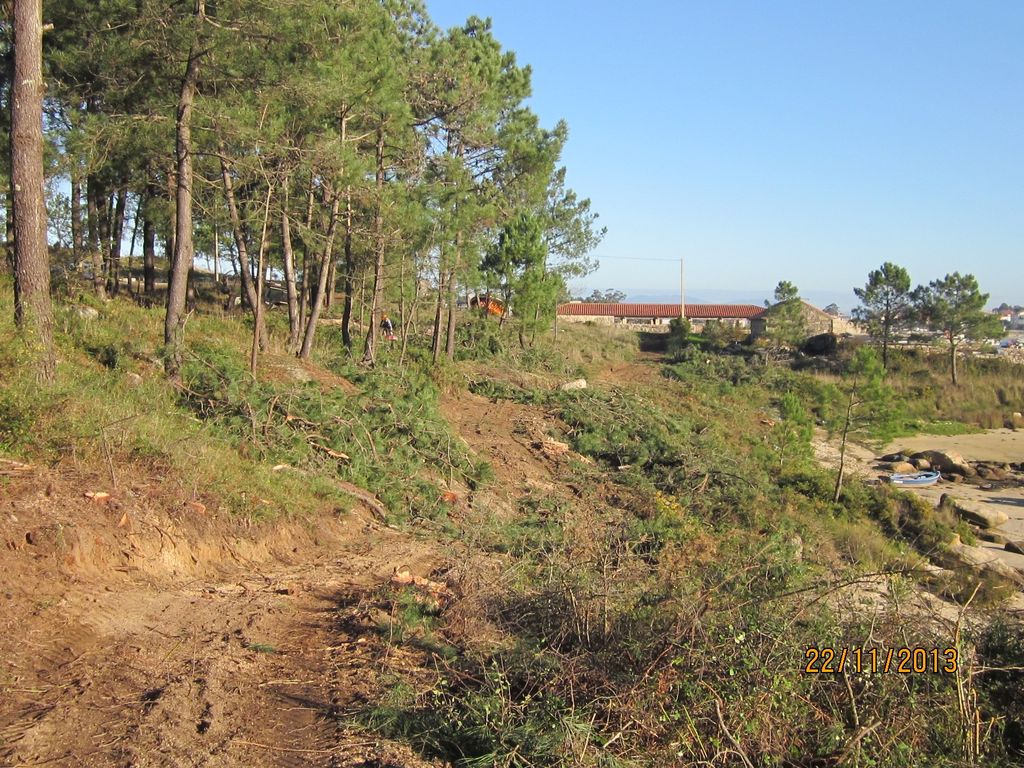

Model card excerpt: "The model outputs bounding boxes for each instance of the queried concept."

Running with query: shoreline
[885,428,1024,465]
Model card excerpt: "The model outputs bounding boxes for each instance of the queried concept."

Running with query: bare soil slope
[1,376,584,767]
[0,462,445,768]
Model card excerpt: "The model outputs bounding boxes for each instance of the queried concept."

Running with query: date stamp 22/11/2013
[803,647,959,675]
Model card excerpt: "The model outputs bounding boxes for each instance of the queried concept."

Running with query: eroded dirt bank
[0,462,446,767]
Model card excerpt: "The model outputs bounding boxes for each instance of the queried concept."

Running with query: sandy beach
[886,428,1024,465]
[882,429,1024,569]
[815,427,1024,572]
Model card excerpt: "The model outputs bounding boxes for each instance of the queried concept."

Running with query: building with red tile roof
[556,302,764,328]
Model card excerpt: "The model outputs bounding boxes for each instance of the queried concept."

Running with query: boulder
[880,452,908,463]
[889,461,917,474]
[559,378,588,391]
[75,306,100,321]
[947,535,1024,586]
[941,494,1009,529]
[124,372,144,389]
[910,457,932,470]
[977,464,1008,481]
[974,528,1009,545]
[910,450,975,477]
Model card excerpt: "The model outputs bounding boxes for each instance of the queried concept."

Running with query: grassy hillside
[0,278,486,522]
[883,347,1024,431]
[4,280,1024,766]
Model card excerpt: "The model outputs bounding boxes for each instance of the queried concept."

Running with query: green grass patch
[0,277,486,522]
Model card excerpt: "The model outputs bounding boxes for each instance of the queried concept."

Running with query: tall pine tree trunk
[298,193,340,359]
[218,150,267,347]
[358,272,366,334]
[165,167,176,261]
[341,186,355,352]
[107,187,126,296]
[86,175,105,299]
[280,180,301,353]
[325,260,336,311]
[212,225,219,284]
[164,31,202,377]
[249,184,273,374]
[11,0,54,381]
[300,116,347,360]
[431,246,445,362]
[441,139,465,360]
[1,51,9,275]
[444,229,462,359]
[362,126,386,365]
[298,183,314,331]
[126,195,140,295]
[70,173,83,267]
[97,188,112,289]
[142,184,157,296]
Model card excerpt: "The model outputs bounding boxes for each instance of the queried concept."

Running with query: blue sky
[426,1,1023,310]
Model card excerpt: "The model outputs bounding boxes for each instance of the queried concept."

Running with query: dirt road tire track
[0,470,444,767]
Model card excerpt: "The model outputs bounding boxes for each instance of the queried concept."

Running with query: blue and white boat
[887,471,941,486]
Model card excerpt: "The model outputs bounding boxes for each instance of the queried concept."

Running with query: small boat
[887,471,941,487]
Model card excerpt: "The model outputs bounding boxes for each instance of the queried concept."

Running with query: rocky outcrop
[947,535,1024,587]
[976,463,1009,481]
[910,450,976,477]
[973,528,1009,545]
[559,379,588,391]
[887,461,917,474]
[941,494,1009,529]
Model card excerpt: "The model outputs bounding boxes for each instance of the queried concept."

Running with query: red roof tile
[557,303,764,319]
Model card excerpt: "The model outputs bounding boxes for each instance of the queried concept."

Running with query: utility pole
[679,257,686,322]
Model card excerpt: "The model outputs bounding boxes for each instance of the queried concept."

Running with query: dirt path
[1,365,597,768]
[0,466,444,768]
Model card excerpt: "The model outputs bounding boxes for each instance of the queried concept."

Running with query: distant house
[556,302,764,330]
[750,300,861,338]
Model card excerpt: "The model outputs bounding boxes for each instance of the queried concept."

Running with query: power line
[589,254,681,263]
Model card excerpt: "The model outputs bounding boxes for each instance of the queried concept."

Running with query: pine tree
[10,0,54,381]
[828,347,894,502]
[912,272,1003,385]
[853,262,912,369]
[764,280,806,346]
